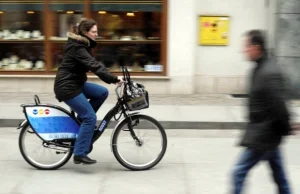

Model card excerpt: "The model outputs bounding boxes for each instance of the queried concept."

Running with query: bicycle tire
[112,114,167,171]
[19,122,73,170]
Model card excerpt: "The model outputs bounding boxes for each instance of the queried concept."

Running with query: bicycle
[17,66,167,171]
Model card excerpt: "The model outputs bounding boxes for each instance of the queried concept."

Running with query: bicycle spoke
[141,145,155,161]
[142,137,152,143]
[141,132,148,139]
[144,142,162,150]
[35,146,43,161]
[112,140,134,146]
[31,145,41,159]
[138,145,141,164]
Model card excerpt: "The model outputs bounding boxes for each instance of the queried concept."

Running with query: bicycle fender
[17,119,27,130]
[110,117,127,152]
[110,112,140,152]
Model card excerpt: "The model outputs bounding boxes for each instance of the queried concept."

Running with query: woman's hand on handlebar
[115,77,124,86]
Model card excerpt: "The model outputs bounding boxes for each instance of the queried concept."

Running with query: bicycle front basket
[124,82,149,111]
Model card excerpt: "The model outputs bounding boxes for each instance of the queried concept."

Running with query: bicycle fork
[126,118,143,147]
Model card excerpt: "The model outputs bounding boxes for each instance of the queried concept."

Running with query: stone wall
[275,0,300,98]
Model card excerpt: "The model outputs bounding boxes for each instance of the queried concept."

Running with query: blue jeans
[232,148,291,194]
[64,82,108,156]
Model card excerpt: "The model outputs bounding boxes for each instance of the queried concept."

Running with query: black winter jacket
[54,32,119,101]
[240,55,292,151]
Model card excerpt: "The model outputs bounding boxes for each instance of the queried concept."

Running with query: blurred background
[0,0,299,98]
[0,0,163,75]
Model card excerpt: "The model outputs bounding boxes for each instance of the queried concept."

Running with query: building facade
[0,0,297,96]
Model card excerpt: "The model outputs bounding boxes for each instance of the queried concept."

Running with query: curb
[0,119,246,129]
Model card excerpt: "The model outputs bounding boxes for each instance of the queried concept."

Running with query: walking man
[232,30,293,194]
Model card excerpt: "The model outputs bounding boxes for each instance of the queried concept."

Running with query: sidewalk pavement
[2,129,300,194]
[1,92,300,129]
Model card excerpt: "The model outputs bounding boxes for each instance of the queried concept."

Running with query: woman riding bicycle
[54,18,120,165]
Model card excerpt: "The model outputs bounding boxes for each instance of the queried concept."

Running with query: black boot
[73,156,97,165]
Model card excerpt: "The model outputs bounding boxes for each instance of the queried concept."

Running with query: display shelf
[0,39,45,43]
[0,0,167,76]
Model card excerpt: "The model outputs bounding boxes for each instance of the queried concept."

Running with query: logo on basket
[45,109,50,115]
[39,109,44,115]
[33,109,38,115]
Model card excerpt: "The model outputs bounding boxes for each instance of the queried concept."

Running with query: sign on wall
[198,16,230,46]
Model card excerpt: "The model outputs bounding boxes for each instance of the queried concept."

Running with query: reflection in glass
[92,11,161,41]
[50,10,162,72]
[0,43,45,71]
[0,11,44,40]
[0,11,45,71]
[50,11,83,39]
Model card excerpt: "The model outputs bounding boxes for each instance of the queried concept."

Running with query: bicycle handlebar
[115,83,122,99]
[122,66,131,83]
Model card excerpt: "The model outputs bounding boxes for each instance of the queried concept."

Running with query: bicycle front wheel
[112,114,167,171]
[19,122,73,170]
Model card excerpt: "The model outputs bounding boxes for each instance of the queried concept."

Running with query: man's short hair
[246,30,266,53]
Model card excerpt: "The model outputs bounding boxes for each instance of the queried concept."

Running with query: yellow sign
[198,16,230,46]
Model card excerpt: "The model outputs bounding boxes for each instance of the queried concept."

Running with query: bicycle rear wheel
[19,122,73,170]
[112,114,167,171]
